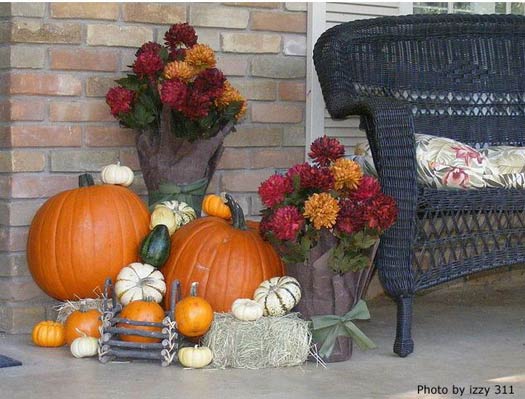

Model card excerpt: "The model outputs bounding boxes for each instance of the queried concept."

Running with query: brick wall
[0,2,307,333]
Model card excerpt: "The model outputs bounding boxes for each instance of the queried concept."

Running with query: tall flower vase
[286,230,379,363]
[135,107,234,214]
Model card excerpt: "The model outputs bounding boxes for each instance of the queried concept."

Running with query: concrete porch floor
[1,282,523,399]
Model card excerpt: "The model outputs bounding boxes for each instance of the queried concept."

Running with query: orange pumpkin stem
[225,193,247,230]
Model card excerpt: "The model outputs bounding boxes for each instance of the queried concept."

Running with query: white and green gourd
[253,276,302,317]
[154,200,197,231]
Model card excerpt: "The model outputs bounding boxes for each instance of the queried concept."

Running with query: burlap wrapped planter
[286,230,379,363]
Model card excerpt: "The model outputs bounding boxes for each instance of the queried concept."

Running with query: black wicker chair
[313,14,525,357]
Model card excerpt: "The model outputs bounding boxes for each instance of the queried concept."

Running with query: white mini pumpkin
[101,162,134,187]
[178,345,213,368]
[70,335,99,358]
[115,263,166,305]
[149,206,178,235]
[231,298,263,321]
[155,201,196,231]
[253,276,302,317]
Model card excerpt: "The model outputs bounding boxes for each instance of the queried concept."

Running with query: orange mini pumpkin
[175,295,213,338]
[162,194,284,312]
[119,300,165,344]
[32,321,66,347]
[27,174,150,300]
[202,193,231,219]
[64,308,102,345]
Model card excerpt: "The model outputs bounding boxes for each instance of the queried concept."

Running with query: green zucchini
[140,224,171,268]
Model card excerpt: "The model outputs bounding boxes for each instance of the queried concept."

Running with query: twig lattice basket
[98,278,181,367]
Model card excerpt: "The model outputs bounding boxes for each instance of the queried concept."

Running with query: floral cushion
[351,135,525,190]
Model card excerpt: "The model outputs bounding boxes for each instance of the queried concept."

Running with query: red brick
[10,100,45,121]
[217,148,251,169]
[251,103,303,123]
[11,174,77,198]
[221,170,274,192]
[50,48,119,72]
[279,81,306,101]
[252,148,304,168]
[119,149,141,171]
[85,126,137,147]
[0,226,28,251]
[251,11,307,33]
[50,100,113,122]
[0,277,46,301]
[11,126,82,147]
[10,73,81,96]
[51,3,119,20]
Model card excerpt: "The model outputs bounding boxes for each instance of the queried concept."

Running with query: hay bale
[55,298,103,323]
[202,312,311,369]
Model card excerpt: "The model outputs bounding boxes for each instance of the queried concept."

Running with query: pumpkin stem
[79,173,95,187]
[225,193,247,230]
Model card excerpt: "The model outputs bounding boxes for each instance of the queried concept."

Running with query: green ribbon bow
[149,178,209,213]
[311,300,377,359]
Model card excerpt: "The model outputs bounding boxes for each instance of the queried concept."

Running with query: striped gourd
[253,276,302,316]
[115,263,166,305]
[155,201,197,230]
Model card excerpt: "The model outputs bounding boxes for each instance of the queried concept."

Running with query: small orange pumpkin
[119,300,165,343]
[64,308,102,345]
[32,321,66,347]
[175,295,213,338]
[202,193,231,219]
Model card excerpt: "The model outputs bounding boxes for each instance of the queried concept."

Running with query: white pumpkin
[178,345,213,368]
[149,206,178,235]
[155,201,196,231]
[253,276,302,317]
[231,298,263,321]
[101,162,134,187]
[70,336,99,358]
[115,263,166,305]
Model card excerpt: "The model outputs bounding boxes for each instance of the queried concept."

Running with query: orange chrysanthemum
[163,61,197,82]
[303,193,340,230]
[216,81,247,120]
[185,44,216,70]
[330,158,363,190]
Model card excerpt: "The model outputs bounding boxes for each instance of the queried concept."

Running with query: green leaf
[116,75,142,91]
[350,231,378,249]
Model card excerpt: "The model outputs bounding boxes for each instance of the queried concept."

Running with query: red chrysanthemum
[259,213,273,237]
[365,193,398,231]
[258,174,293,208]
[136,41,162,56]
[180,90,211,120]
[132,50,164,78]
[286,163,334,191]
[268,206,304,241]
[335,198,367,235]
[193,68,225,99]
[160,79,187,110]
[308,135,345,166]
[351,175,381,201]
[164,23,198,50]
[106,87,135,116]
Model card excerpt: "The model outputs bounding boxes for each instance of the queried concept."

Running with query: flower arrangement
[258,136,398,273]
[106,23,246,141]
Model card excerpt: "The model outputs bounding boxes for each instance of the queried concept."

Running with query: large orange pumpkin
[162,194,284,312]
[27,174,150,300]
